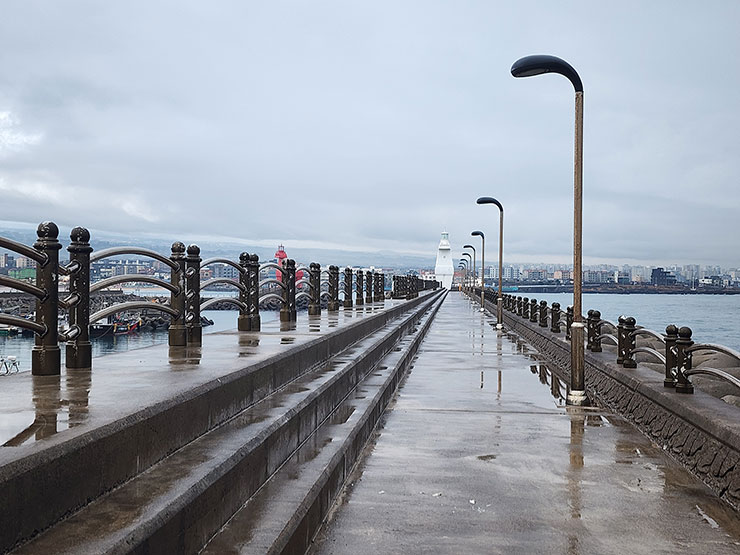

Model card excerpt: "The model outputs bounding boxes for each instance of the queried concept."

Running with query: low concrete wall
[476,294,740,511]
[0,290,443,553]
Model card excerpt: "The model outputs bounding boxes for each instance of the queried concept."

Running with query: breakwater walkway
[312,292,740,554]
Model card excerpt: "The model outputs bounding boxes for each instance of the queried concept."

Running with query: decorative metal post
[355,269,364,305]
[238,253,250,331]
[516,296,523,317]
[375,273,383,301]
[664,324,678,388]
[309,262,321,315]
[586,310,596,352]
[590,310,602,352]
[539,300,548,328]
[344,267,353,308]
[66,227,92,368]
[168,242,187,346]
[249,254,261,331]
[529,298,537,323]
[328,265,340,312]
[523,297,530,320]
[616,315,627,364]
[286,259,297,321]
[366,271,373,303]
[185,244,202,347]
[622,317,637,368]
[280,260,291,322]
[566,306,573,341]
[675,326,694,394]
[31,222,61,376]
[551,302,561,333]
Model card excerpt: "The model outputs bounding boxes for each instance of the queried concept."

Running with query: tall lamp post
[511,54,587,406]
[463,245,476,293]
[476,197,504,329]
[471,231,485,312]
[461,253,472,292]
[458,263,465,291]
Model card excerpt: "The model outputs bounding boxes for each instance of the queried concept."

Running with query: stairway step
[11,293,441,554]
[202,292,445,554]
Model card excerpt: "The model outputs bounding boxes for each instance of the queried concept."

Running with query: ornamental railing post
[590,310,602,352]
[374,273,382,301]
[523,297,530,320]
[675,326,694,394]
[31,222,61,376]
[517,296,523,317]
[238,253,250,331]
[355,269,364,305]
[280,260,291,322]
[366,270,373,304]
[344,267,353,308]
[566,306,573,341]
[616,315,627,364]
[185,244,202,347]
[529,298,537,323]
[168,242,187,346]
[550,302,561,333]
[287,259,297,320]
[66,227,92,368]
[664,324,678,388]
[539,300,548,328]
[622,317,637,368]
[249,254,261,331]
[309,262,321,315]
[328,265,339,312]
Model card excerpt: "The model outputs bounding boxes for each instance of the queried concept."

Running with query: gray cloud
[1,1,739,266]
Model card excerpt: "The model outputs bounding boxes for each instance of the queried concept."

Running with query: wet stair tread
[202,330,423,553]
[12,319,402,555]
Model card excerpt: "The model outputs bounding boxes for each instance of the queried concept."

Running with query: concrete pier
[312,292,740,554]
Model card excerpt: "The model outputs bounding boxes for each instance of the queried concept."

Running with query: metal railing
[0,221,439,376]
[489,290,740,396]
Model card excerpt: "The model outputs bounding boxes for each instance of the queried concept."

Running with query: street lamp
[461,253,472,292]
[511,54,587,407]
[477,197,504,329]
[463,244,476,293]
[471,231,485,312]
[458,263,466,291]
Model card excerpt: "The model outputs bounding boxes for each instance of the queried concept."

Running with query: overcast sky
[1,1,738,267]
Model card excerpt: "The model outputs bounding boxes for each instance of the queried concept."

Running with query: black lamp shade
[511,55,583,93]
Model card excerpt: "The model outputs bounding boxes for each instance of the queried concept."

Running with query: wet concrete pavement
[312,292,740,554]
[0,300,398,452]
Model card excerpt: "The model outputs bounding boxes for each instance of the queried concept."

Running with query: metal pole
[567,90,588,406]
[480,235,485,312]
[249,254,261,331]
[497,209,504,329]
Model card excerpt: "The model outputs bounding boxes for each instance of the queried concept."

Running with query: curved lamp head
[477,196,503,212]
[511,54,583,93]
[471,230,484,239]
[462,253,471,261]
[463,244,475,251]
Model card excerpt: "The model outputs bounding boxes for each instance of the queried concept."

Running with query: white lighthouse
[434,231,454,289]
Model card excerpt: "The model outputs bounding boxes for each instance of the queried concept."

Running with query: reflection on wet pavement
[313,292,740,555]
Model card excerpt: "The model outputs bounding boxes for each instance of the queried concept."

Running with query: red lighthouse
[274,245,303,282]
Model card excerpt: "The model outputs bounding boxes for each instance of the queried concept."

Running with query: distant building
[651,267,677,286]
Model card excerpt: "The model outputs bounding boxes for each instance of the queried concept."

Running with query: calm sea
[526,293,740,351]
[0,310,278,374]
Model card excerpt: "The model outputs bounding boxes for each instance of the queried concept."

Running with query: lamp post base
[496,323,503,330]
[566,389,589,406]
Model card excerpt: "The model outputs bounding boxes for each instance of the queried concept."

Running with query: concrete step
[201,291,444,554]
[10,292,444,554]
[1,292,440,554]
